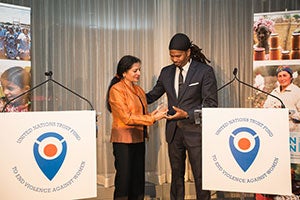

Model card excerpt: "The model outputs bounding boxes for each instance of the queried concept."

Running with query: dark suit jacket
[147,60,218,145]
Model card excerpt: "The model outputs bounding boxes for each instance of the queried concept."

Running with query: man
[147,33,218,200]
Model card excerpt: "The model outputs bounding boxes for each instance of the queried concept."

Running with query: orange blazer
[109,79,155,143]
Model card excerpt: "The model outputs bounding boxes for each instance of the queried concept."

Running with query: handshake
[150,104,192,122]
[150,104,168,121]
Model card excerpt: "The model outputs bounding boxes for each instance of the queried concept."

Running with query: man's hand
[166,106,188,120]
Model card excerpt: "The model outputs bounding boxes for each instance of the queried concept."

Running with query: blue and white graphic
[33,132,67,180]
[1,111,96,199]
[202,108,291,195]
[229,127,260,172]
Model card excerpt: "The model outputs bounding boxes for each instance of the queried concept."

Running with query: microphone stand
[201,68,237,108]
[198,68,286,124]
[216,68,238,92]
[225,68,286,108]
[1,71,94,112]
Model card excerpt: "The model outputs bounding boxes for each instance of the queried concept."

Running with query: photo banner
[0,3,31,111]
[0,110,97,200]
[202,108,291,195]
[252,11,300,195]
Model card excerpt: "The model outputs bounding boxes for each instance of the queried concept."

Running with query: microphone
[201,68,237,108]
[197,68,239,124]
[45,71,53,77]
[233,67,238,76]
[1,71,94,112]
[197,67,286,124]
[233,68,286,108]
[201,67,285,108]
[215,68,237,94]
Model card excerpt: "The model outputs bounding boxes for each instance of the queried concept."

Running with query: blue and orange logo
[33,132,67,180]
[229,127,260,172]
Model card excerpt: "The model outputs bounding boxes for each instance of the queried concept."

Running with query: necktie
[178,67,183,97]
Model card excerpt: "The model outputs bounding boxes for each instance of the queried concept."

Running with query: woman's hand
[151,107,168,121]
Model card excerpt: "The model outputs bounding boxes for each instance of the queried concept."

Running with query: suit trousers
[113,142,145,200]
[168,127,211,200]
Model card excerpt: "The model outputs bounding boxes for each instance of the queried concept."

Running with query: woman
[106,55,167,200]
[0,66,31,112]
[263,66,300,131]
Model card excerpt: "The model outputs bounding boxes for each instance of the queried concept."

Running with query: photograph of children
[0,66,31,112]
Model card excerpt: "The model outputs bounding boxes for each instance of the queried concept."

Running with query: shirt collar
[274,83,293,93]
[178,59,191,72]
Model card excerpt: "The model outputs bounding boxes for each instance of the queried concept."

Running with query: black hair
[106,55,141,112]
[0,66,31,107]
[190,43,211,64]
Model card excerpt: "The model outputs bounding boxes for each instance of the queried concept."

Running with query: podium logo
[33,132,67,181]
[229,127,260,172]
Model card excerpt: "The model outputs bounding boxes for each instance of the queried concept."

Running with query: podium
[0,110,97,200]
[202,108,292,196]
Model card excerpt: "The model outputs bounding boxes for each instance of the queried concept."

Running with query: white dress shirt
[174,60,191,97]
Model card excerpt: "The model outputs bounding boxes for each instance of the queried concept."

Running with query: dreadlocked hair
[190,44,211,64]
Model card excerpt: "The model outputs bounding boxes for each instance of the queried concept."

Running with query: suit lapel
[168,66,177,99]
